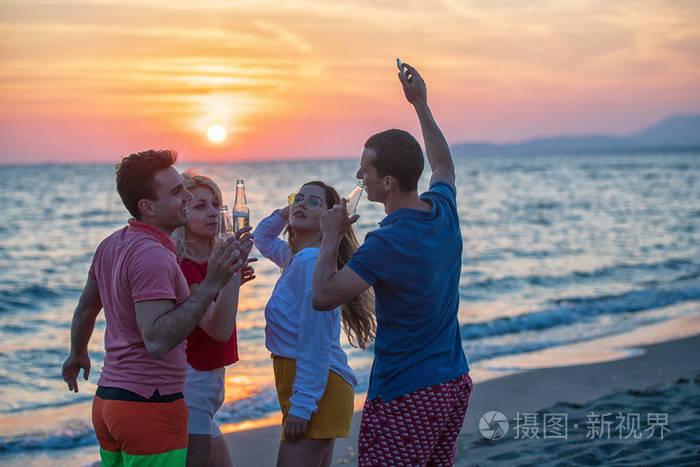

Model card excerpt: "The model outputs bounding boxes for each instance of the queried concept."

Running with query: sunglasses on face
[288,193,325,210]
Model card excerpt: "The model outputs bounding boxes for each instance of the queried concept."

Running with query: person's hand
[398,62,427,107]
[320,198,359,240]
[284,414,308,441]
[62,350,90,392]
[276,205,290,221]
[235,226,254,261]
[240,259,257,285]
[206,236,245,289]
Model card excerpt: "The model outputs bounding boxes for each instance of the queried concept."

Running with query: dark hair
[364,129,424,192]
[284,181,376,349]
[115,149,178,219]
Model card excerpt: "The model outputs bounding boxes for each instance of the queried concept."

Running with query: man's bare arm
[399,63,455,189]
[135,236,243,359]
[313,199,371,311]
[62,277,102,392]
[312,261,370,311]
[135,281,220,358]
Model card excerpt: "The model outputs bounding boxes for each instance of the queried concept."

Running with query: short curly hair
[115,149,178,219]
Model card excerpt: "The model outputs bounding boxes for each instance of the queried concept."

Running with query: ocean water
[0,152,699,465]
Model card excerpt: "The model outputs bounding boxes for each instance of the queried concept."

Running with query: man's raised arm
[399,63,455,190]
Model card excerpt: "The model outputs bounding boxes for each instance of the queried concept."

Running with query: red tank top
[179,258,239,370]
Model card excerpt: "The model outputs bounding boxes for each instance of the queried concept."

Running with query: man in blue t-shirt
[312,63,471,465]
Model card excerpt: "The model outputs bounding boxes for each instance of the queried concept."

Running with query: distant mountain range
[451,114,700,157]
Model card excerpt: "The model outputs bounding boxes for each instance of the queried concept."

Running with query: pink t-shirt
[89,219,190,397]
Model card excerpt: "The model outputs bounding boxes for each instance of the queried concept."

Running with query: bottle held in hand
[218,206,233,240]
[233,179,250,232]
[346,181,364,217]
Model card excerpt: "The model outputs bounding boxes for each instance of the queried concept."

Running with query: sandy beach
[223,331,700,466]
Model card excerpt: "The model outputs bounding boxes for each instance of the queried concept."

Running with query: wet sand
[224,333,700,466]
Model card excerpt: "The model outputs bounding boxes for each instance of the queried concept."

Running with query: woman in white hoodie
[254,181,375,467]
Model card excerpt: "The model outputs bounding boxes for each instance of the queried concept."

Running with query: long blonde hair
[171,171,223,263]
[285,181,376,349]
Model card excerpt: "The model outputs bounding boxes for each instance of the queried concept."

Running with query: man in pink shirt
[62,150,251,466]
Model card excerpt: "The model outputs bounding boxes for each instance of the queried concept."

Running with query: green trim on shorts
[99,447,187,467]
[99,448,123,467]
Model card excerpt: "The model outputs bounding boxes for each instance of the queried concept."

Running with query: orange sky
[1,0,699,163]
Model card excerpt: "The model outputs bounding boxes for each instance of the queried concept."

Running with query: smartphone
[396,58,412,81]
[396,58,406,75]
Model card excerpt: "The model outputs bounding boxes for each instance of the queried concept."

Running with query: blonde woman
[171,172,255,467]
[253,181,375,467]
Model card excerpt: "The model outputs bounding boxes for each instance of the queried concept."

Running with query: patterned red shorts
[358,373,473,466]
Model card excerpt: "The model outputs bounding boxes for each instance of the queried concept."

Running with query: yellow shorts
[273,355,354,440]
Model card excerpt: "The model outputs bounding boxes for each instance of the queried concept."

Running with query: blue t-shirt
[347,181,469,401]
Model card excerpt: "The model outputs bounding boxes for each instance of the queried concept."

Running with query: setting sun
[207,124,227,143]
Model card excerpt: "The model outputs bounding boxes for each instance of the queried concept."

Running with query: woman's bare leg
[209,434,234,467]
[320,439,335,467]
[277,438,335,467]
[186,434,213,467]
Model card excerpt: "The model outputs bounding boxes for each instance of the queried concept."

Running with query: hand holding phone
[396,58,412,82]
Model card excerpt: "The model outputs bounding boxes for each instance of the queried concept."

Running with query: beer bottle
[233,179,250,232]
